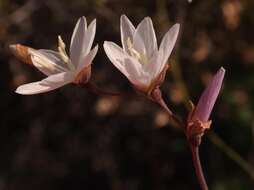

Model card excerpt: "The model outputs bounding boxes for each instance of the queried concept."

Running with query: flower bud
[187,67,225,146]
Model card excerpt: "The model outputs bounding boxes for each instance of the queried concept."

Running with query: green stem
[208,132,254,180]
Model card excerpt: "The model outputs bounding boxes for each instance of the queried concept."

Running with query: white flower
[10,16,98,95]
[103,15,179,94]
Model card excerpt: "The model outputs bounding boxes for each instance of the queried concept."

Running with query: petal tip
[103,41,110,46]
[88,19,96,32]
[121,14,128,20]
[94,44,99,50]
[173,23,180,32]
[120,14,131,26]
[80,16,86,21]
[9,44,17,52]
[144,16,152,21]
[15,87,26,95]
[77,16,87,28]
[90,18,96,25]
[216,67,226,80]
[219,67,226,73]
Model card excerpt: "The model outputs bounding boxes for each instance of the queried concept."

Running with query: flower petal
[16,82,55,95]
[143,51,164,81]
[38,49,68,69]
[103,41,145,86]
[30,50,68,76]
[134,17,157,58]
[43,71,74,84]
[194,67,225,122]
[124,58,150,87]
[70,16,87,66]
[82,19,96,56]
[77,44,98,72]
[159,23,180,66]
[15,72,74,95]
[120,15,135,53]
[133,31,146,57]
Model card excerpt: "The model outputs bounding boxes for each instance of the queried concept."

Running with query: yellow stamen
[58,35,69,63]
[57,35,75,71]
[126,37,148,64]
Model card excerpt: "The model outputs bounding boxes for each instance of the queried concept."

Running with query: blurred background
[0,0,254,189]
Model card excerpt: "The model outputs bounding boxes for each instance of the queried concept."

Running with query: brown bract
[9,44,33,65]
[187,105,212,146]
[134,64,169,101]
[73,65,91,85]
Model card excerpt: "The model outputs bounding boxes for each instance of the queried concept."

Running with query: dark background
[0,0,254,189]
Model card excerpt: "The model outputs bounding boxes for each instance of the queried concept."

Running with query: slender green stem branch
[208,132,254,180]
[191,145,209,190]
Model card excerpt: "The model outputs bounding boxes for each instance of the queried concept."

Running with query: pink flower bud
[187,67,225,146]
[193,67,225,122]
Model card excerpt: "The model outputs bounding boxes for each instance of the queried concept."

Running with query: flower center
[126,37,148,64]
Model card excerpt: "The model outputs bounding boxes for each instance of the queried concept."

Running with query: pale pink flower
[10,16,98,95]
[187,67,225,145]
[104,15,180,94]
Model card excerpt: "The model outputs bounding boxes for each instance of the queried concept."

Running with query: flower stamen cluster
[126,37,148,64]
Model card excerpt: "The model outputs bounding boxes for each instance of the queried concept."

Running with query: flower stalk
[190,145,209,190]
